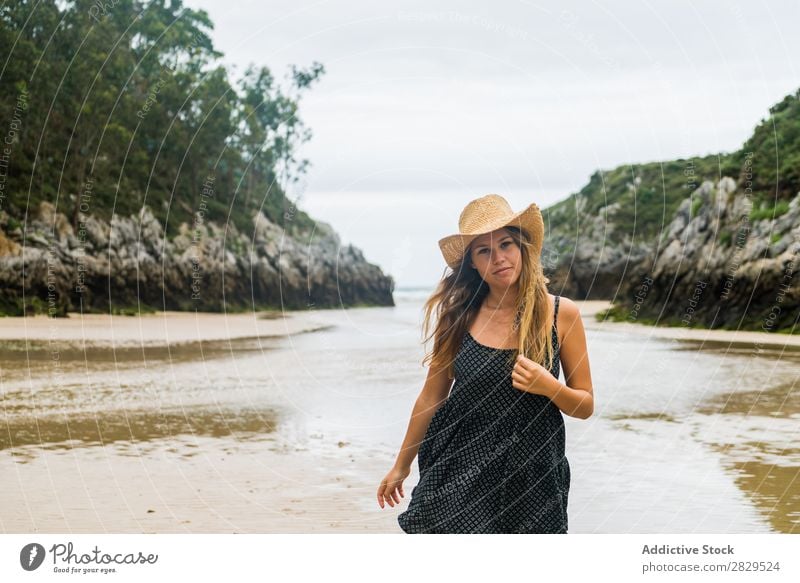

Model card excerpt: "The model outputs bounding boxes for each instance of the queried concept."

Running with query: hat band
[460,211,523,236]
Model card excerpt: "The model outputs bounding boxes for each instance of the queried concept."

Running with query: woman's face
[468,228,522,288]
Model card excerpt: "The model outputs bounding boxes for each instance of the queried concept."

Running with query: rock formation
[0,202,395,316]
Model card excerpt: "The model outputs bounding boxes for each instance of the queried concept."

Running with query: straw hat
[438,194,544,269]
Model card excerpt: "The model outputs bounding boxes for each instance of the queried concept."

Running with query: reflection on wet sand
[695,379,800,533]
[1,407,279,461]
[661,338,800,358]
[1,336,286,464]
[609,377,799,533]
[715,458,800,534]
[1,303,797,533]
[0,335,283,365]
[607,412,679,424]
[697,380,799,418]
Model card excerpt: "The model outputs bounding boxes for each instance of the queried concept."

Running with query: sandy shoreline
[0,309,331,347]
[1,301,796,533]
[579,300,800,348]
[0,435,398,533]
[0,306,403,533]
[0,300,796,349]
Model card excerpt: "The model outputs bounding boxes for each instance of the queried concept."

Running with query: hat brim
[438,203,544,269]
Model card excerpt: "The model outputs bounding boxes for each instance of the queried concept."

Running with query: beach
[0,307,398,532]
[0,297,797,533]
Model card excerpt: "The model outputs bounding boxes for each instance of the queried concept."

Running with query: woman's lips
[494,267,512,274]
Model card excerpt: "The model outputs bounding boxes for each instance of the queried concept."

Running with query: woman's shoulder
[548,294,580,344]
[551,294,582,331]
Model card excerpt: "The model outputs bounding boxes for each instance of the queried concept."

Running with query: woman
[377,193,594,533]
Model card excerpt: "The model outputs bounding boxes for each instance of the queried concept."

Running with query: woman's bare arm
[378,350,455,508]
[393,362,454,470]
[548,297,594,419]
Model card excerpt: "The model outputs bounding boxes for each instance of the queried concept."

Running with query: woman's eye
[479,242,511,254]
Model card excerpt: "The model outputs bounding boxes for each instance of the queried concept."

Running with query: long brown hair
[421,226,555,379]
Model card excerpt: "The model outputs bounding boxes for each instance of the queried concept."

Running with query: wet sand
[0,309,399,532]
[0,309,330,347]
[1,301,797,533]
[2,300,796,348]
[0,434,396,533]
[581,300,800,348]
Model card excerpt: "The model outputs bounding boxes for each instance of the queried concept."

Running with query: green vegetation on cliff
[732,89,800,202]
[545,87,800,246]
[0,0,323,242]
[546,154,730,246]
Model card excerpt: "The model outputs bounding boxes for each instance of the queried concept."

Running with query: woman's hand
[377,465,411,508]
[511,354,557,397]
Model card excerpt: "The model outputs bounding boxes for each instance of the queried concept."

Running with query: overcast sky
[185,0,799,287]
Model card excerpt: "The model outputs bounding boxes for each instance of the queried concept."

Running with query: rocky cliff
[546,174,799,332]
[544,88,800,332]
[620,177,799,331]
[0,202,395,316]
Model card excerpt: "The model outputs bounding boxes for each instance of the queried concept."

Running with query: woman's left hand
[511,354,556,397]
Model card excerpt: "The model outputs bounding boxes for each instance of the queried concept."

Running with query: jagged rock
[618,179,800,330]
[548,198,652,299]
[546,174,799,331]
[0,205,394,315]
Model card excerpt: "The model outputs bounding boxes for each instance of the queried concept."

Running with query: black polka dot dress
[397,296,570,534]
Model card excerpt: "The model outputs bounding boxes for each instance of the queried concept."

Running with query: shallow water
[0,291,796,532]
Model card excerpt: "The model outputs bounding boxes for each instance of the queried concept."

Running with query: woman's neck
[482,293,517,310]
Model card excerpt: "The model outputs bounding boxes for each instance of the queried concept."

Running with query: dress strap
[554,295,560,324]
[551,296,561,359]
